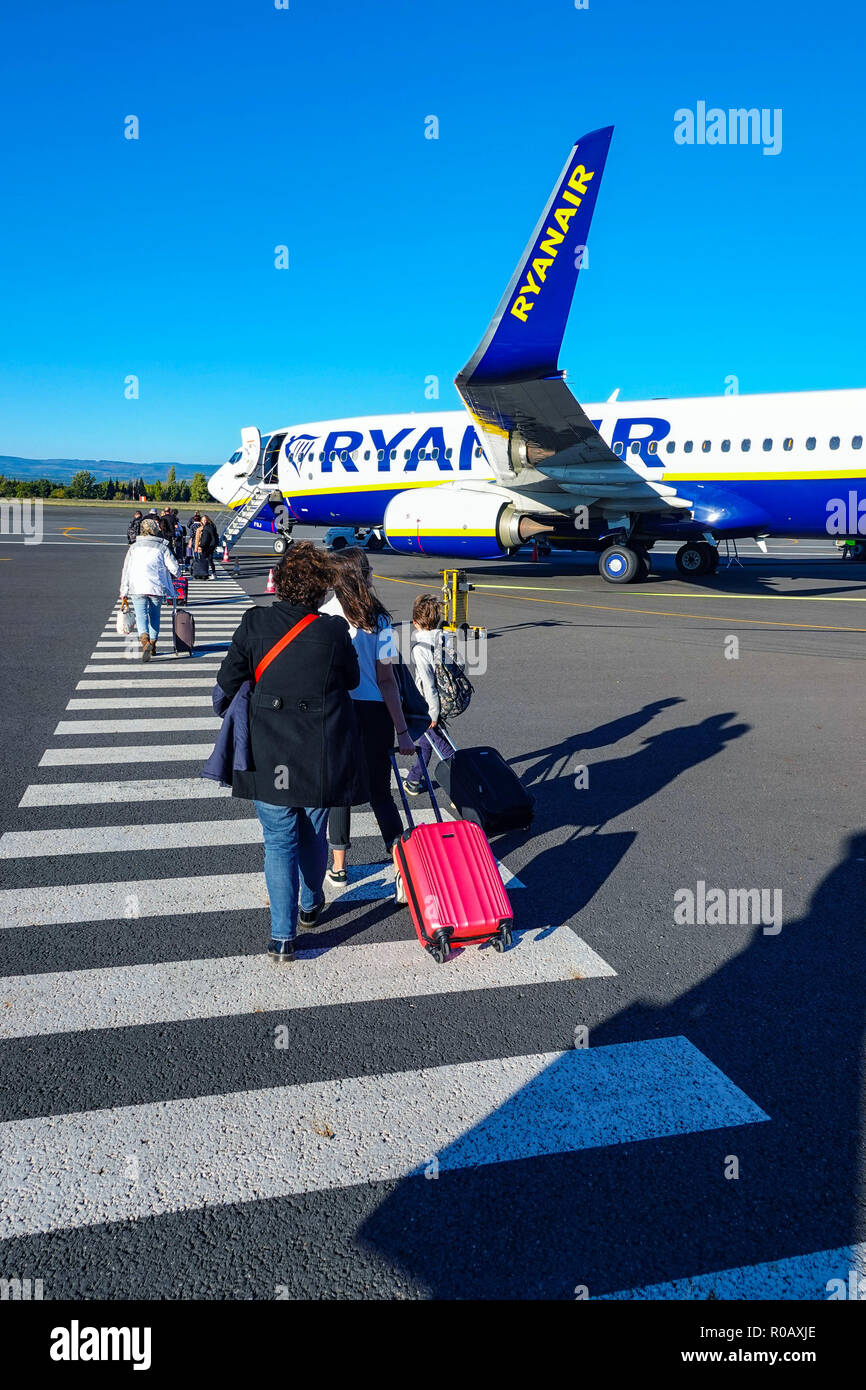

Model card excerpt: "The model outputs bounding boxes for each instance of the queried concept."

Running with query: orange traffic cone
[266,568,276,594]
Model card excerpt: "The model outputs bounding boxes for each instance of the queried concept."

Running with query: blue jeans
[254,802,330,942]
[408,726,453,785]
[130,595,162,640]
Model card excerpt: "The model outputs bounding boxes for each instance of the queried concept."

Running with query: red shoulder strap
[254,614,319,684]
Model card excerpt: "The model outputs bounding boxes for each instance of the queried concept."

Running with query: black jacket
[216,601,361,808]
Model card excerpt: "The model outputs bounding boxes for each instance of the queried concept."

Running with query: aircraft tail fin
[456,126,613,389]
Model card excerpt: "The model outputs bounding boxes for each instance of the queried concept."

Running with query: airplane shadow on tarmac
[358,826,866,1299]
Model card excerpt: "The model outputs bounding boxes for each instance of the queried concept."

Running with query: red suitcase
[391,755,513,963]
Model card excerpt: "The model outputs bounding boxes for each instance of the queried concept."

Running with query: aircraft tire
[598,545,641,584]
[366,532,386,552]
[848,539,866,561]
[675,542,712,578]
[273,535,292,555]
[633,545,652,581]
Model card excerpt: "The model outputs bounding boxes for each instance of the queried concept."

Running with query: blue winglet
[458,126,613,387]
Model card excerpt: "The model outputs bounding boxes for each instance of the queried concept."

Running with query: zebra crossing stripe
[54,717,222,734]
[0,870,264,926]
[84,660,224,670]
[0,1038,768,1237]
[597,1243,866,1300]
[39,744,216,767]
[18,778,231,809]
[0,929,615,1038]
[0,810,443,857]
[66,696,214,710]
[75,679,218,689]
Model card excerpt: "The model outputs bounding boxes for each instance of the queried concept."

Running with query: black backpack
[127,517,141,544]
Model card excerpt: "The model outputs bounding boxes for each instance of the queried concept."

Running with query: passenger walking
[321,547,415,885]
[119,517,179,660]
[196,513,219,577]
[126,510,144,544]
[402,592,455,795]
[215,543,360,963]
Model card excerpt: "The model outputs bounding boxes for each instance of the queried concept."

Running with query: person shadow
[495,707,749,933]
[357,829,866,1298]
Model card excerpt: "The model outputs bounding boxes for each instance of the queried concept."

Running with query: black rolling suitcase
[191,555,209,580]
[432,732,534,837]
[173,604,195,656]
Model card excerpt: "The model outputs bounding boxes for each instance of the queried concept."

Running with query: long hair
[329,547,390,632]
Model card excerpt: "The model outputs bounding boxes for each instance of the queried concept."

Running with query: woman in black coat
[216,542,360,963]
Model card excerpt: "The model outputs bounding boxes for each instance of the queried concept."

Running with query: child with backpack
[402,592,469,796]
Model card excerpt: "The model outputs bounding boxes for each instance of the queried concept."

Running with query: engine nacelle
[383,487,545,559]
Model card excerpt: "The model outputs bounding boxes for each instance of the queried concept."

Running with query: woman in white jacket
[119,517,178,660]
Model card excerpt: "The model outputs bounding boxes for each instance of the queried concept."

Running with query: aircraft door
[262,433,286,484]
[240,427,262,478]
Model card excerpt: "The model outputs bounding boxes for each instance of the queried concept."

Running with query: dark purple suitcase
[173,607,195,656]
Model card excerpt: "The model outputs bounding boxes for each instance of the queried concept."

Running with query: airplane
[207,126,866,583]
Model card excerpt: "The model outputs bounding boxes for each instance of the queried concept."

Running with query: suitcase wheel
[428,933,451,965]
[493,926,513,953]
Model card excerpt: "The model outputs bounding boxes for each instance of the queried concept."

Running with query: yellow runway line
[373,573,866,633]
[471,581,866,604]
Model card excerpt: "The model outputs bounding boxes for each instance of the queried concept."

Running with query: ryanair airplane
[208,126,866,583]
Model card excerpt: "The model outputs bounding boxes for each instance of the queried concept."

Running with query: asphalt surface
[0,506,864,1300]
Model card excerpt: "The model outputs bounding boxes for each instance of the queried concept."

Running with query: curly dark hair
[273,541,334,609]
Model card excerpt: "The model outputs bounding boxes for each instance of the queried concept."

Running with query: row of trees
[0,465,211,503]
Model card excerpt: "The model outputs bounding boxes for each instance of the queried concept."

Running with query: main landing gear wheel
[366,531,386,552]
[598,544,641,584]
[848,539,866,561]
[675,541,716,578]
[273,535,292,555]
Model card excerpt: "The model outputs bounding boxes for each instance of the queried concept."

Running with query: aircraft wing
[455,128,691,515]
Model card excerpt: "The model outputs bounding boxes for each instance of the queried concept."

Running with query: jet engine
[383,487,550,559]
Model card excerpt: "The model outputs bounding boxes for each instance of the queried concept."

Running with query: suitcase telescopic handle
[391,749,443,828]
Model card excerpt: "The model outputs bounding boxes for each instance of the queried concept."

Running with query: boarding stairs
[214,480,282,553]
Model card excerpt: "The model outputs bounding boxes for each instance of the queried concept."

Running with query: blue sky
[0,0,863,468]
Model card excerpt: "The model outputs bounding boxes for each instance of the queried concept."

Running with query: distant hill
[0,456,202,483]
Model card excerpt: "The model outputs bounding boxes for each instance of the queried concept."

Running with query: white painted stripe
[1,818,262,858]
[66,696,213,710]
[0,870,264,927]
[95,639,230,647]
[0,929,615,1038]
[83,662,224,672]
[598,1243,866,1301]
[19,778,230,809]
[0,1039,767,1235]
[54,717,221,734]
[76,679,217,689]
[39,744,216,767]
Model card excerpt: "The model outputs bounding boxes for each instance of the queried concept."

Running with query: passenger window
[613,441,623,456]
[702,441,711,453]
[446,447,453,458]
[329,452,336,461]
[319,452,325,462]
[630,441,641,454]
[432,448,438,458]
[783,438,793,451]
[377,450,384,461]
[806,437,816,450]
[763,439,773,451]
[666,441,675,454]
[390,450,397,460]
[830,436,840,450]
[721,440,731,452]
[364,451,370,460]
[741,439,751,452]
[684,441,693,453]
[474,447,482,458]
[404,450,411,458]
[853,436,863,449]
[340,451,348,462]
[648,441,657,455]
